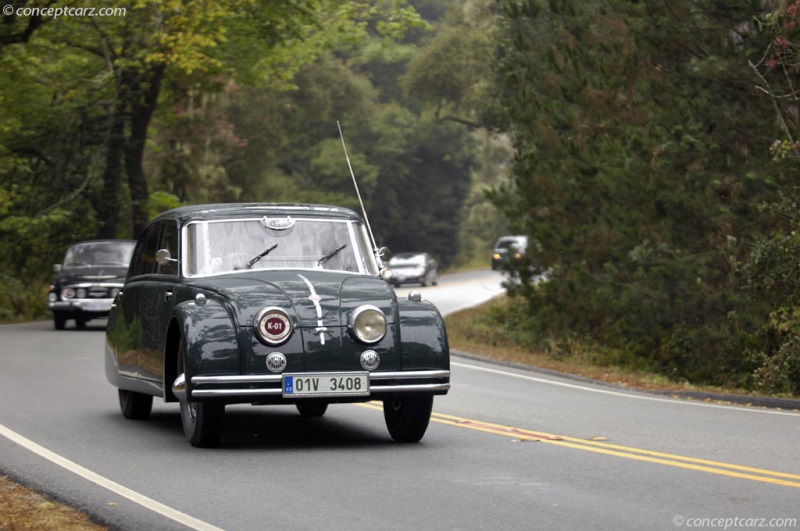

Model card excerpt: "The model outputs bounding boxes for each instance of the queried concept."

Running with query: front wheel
[296,401,328,417]
[118,389,153,420]
[177,337,225,447]
[383,395,434,443]
[180,399,225,448]
[53,313,66,330]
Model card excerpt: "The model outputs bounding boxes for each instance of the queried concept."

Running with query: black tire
[118,389,153,420]
[180,399,225,448]
[53,313,66,330]
[383,395,434,443]
[177,337,225,447]
[75,317,87,329]
[296,401,328,417]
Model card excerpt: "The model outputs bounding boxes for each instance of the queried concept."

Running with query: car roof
[495,235,527,244]
[151,203,364,224]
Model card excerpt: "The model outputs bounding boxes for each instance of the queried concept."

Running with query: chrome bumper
[172,370,450,401]
[48,298,114,313]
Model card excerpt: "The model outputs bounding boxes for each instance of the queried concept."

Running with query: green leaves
[490,0,794,392]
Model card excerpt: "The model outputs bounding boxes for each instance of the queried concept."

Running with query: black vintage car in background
[105,203,450,447]
[48,240,135,330]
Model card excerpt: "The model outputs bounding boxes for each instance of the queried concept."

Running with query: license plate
[282,373,369,398]
[82,300,111,312]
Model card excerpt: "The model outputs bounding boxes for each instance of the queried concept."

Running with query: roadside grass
[0,475,107,530]
[444,297,770,397]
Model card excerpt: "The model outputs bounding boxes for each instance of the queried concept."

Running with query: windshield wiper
[247,243,278,268]
[317,244,346,267]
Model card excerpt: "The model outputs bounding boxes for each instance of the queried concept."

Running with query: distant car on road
[491,235,528,270]
[388,252,439,287]
[47,240,135,330]
[104,203,450,447]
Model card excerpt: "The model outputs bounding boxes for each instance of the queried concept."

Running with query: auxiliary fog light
[360,350,380,371]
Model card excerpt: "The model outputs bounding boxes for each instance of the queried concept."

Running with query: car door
[119,220,180,390]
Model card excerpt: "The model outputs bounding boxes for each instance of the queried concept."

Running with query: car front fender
[173,296,241,378]
[397,297,450,370]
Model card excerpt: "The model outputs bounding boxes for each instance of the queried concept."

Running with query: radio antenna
[337,121,380,258]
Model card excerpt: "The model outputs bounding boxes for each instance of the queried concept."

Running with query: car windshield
[184,216,379,277]
[63,242,135,268]
[496,237,526,250]
[389,253,426,267]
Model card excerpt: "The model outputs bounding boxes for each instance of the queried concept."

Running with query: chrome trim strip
[191,383,449,398]
[192,389,283,398]
[191,370,450,386]
[192,374,283,385]
[370,383,451,393]
[369,370,450,381]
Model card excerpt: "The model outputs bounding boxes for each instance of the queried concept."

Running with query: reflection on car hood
[56,266,129,284]
[193,270,396,328]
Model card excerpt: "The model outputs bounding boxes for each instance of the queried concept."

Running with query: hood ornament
[297,274,330,345]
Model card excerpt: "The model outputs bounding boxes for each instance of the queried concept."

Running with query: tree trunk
[124,63,165,237]
[98,100,126,239]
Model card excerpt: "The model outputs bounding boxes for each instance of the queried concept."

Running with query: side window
[157,221,179,277]
[131,224,161,277]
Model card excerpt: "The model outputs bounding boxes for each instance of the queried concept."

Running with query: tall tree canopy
[0,0,483,320]
[489,0,795,391]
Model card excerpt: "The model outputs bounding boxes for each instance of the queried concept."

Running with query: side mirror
[155,249,176,265]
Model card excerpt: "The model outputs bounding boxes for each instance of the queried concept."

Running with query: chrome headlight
[348,305,387,344]
[76,288,87,299]
[254,307,293,346]
[62,288,75,300]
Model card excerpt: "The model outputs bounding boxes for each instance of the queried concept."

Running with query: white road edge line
[451,361,800,417]
[0,422,223,531]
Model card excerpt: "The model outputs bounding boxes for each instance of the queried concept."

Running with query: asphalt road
[1,270,799,530]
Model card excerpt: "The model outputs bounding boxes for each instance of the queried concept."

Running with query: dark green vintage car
[105,203,450,447]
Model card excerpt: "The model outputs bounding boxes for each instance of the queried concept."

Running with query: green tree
[0,0,430,320]
[490,0,784,387]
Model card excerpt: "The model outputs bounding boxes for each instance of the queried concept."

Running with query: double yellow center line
[361,403,800,489]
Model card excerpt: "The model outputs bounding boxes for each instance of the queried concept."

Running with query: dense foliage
[0,0,503,322]
[490,0,800,395]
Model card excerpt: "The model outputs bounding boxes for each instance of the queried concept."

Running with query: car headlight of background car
[62,288,76,300]
[348,305,387,344]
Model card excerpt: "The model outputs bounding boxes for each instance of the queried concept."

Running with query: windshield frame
[181,216,380,278]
